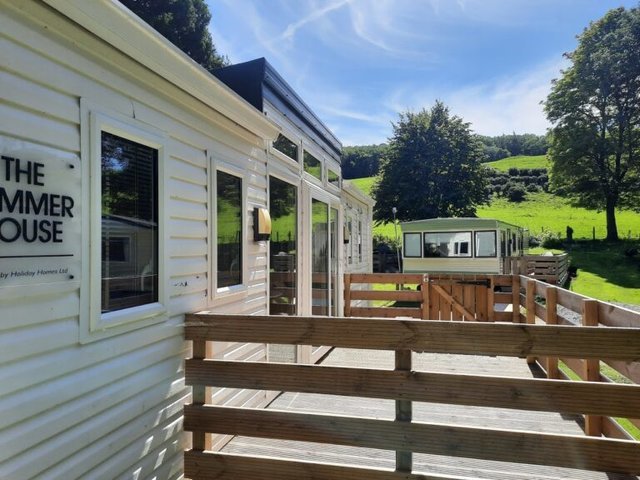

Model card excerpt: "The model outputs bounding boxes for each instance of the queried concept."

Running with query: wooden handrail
[184,313,640,477]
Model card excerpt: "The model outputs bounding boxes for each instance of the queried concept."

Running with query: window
[327,168,340,187]
[475,230,497,257]
[423,231,472,258]
[217,171,243,288]
[101,131,159,313]
[404,233,422,257]
[303,151,322,180]
[269,176,297,315]
[273,134,298,161]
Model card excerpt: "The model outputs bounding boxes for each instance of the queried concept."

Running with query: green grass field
[485,154,550,171]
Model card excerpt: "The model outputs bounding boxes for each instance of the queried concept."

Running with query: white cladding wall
[0,3,273,478]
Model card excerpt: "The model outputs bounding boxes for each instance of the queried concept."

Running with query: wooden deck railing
[505,253,570,285]
[184,313,640,479]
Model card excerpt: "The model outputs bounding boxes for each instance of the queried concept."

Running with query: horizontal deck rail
[184,312,640,479]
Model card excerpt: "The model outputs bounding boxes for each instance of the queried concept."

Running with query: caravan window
[273,134,298,161]
[423,231,472,258]
[303,151,322,180]
[403,233,421,257]
[475,231,497,257]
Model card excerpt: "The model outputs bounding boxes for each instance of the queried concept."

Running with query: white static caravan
[0,2,370,479]
[401,218,527,274]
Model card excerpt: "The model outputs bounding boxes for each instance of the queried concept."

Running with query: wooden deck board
[220,348,639,480]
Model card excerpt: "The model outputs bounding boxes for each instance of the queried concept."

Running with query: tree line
[342,133,548,179]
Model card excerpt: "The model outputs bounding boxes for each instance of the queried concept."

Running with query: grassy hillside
[485,155,550,171]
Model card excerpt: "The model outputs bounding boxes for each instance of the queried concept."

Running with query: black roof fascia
[213,58,265,112]
[214,58,342,162]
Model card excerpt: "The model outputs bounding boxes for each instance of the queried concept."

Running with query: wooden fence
[518,274,640,440]
[184,313,640,479]
[344,273,640,442]
[505,254,570,285]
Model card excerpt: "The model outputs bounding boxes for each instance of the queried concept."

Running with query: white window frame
[211,160,248,300]
[81,104,168,343]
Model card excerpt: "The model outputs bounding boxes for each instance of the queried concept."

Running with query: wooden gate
[344,273,493,321]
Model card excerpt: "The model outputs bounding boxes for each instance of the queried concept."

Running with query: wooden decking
[222,348,638,480]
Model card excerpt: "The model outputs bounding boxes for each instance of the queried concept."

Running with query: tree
[341,144,387,179]
[545,6,640,241]
[373,102,490,224]
[120,0,228,72]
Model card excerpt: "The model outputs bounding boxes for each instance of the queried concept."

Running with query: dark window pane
[217,171,243,288]
[101,131,158,313]
[423,232,472,258]
[304,151,322,180]
[269,176,297,315]
[273,134,298,161]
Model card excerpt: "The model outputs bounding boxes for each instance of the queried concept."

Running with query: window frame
[474,230,498,258]
[211,162,248,298]
[422,231,473,258]
[83,108,168,342]
[403,232,422,258]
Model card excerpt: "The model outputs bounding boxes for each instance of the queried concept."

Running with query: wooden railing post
[583,299,602,437]
[344,274,352,317]
[525,278,536,364]
[420,275,430,320]
[512,275,521,323]
[192,339,212,451]
[545,286,559,378]
[487,277,495,322]
[395,349,412,472]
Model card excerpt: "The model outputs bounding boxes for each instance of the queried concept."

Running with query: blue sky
[207,0,638,146]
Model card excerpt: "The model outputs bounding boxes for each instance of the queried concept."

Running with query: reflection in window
[312,199,329,315]
[303,151,322,180]
[101,131,158,313]
[330,208,338,316]
[217,171,242,288]
[273,134,298,161]
[269,177,297,315]
[423,231,472,258]
[328,169,340,186]
[475,231,497,257]
[404,233,421,257]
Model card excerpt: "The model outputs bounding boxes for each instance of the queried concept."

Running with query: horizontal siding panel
[4,386,188,479]
[0,35,136,119]
[0,69,78,124]
[110,434,184,480]
[168,138,207,170]
[0,101,79,152]
[168,218,208,239]
[0,289,78,332]
[169,155,207,185]
[168,198,207,221]
[1,356,184,461]
[171,274,208,297]
[168,177,207,204]
[0,335,185,432]
[0,317,76,364]
[168,256,207,278]
[168,237,207,258]
[0,320,179,398]
[168,290,207,316]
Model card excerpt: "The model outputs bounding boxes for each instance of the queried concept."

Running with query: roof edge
[43,0,280,141]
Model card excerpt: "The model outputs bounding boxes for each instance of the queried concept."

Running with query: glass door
[311,199,329,315]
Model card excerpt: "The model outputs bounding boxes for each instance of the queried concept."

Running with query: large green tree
[120,0,228,72]
[545,6,640,241]
[373,102,489,224]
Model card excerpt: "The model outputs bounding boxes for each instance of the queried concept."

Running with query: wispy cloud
[281,0,350,41]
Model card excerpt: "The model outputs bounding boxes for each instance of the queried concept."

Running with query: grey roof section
[213,58,342,162]
[400,217,524,231]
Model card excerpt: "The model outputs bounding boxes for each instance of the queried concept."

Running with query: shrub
[508,167,519,176]
[504,182,527,202]
[539,230,564,249]
[526,183,541,193]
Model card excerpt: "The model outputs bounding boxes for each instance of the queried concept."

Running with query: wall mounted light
[253,207,272,241]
